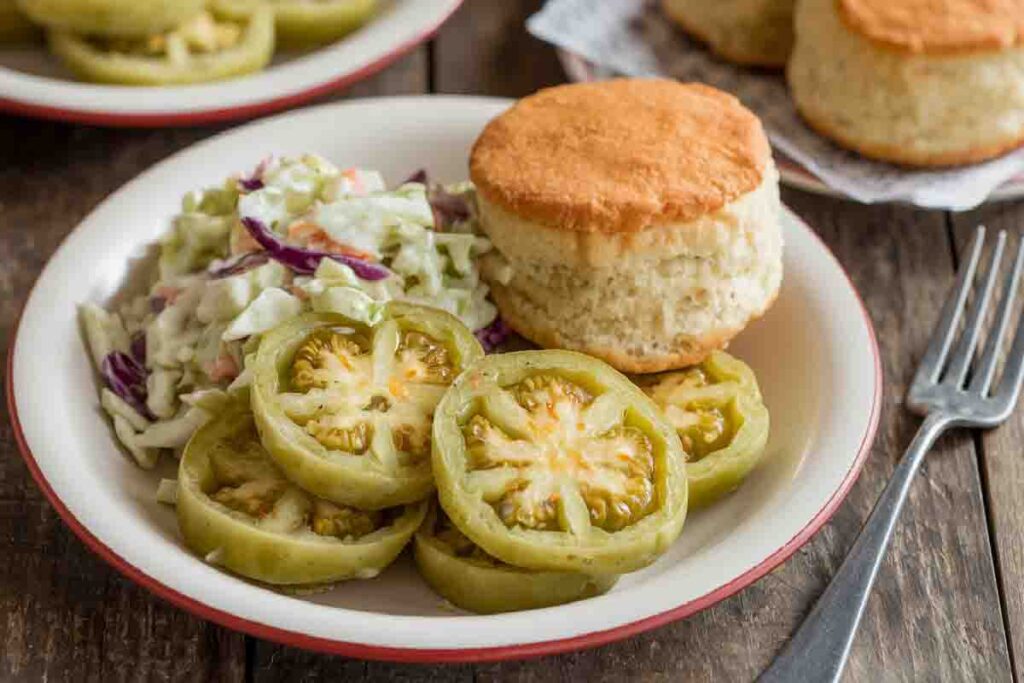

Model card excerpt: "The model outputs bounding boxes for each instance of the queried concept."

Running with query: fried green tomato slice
[252,304,484,510]
[414,503,617,614]
[177,403,426,586]
[218,0,377,46]
[47,5,274,85]
[432,350,688,574]
[638,351,770,509]
[16,0,205,37]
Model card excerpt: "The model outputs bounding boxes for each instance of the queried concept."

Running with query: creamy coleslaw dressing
[81,154,496,471]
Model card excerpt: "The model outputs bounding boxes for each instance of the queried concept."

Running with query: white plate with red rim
[0,0,462,126]
[558,49,1024,203]
[8,95,882,662]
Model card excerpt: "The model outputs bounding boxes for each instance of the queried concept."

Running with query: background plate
[0,0,462,126]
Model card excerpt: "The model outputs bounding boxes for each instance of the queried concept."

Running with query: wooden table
[0,2,1020,680]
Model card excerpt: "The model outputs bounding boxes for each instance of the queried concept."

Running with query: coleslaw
[81,154,499,469]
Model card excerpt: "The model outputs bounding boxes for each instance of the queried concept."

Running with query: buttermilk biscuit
[788,0,1024,166]
[663,0,796,68]
[470,79,783,374]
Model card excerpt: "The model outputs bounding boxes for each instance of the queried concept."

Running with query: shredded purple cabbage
[239,177,264,192]
[149,296,166,314]
[130,333,146,366]
[475,318,512,353]
[403,169,427,185]
[240,217,391,280]
[238,158,269,193]
[401,169,470,230]
[208,251,271,279]
[430,189,471,228]
[101,351,152,419]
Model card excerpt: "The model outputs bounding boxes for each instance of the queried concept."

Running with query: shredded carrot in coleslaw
[205,354,239,382]
[286,220,377,261]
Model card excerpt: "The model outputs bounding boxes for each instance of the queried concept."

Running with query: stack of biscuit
[663,0,1024,167]
[663,0,796,68]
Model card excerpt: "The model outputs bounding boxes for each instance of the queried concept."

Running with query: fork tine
[944,231,1007,388]
[912,226,986,387]
[969,237,1024,395]
[996,265,1024,410]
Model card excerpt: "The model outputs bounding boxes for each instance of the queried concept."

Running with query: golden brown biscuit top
[469,79,770,234]
[839,0,1024,53]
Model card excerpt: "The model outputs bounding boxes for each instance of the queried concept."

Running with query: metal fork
[760,226,1024,683]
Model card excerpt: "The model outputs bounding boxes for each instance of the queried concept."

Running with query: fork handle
[759,412,952,683]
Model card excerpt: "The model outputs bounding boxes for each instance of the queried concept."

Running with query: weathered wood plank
[432,0,564,97]
[250,650,474,682]
[0,49,427,681]
[950,203,1024,681]
[787,196,1011,683]
[0,122,243,683]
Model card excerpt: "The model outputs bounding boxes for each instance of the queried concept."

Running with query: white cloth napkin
[527,0,1024,210]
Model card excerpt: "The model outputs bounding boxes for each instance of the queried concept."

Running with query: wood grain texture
[0,0,1018,678]
[0,122,242,683]
[950,204,1024,682]
[782,194,1012,683]
[432,0,564,97]
[0,50,426,682]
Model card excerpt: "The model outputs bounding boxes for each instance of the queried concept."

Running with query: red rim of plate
[0,1,464,128]
[5,213,883,663]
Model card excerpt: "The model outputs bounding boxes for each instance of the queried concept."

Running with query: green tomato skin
[17,0,205,37]
[47,5,274,86]
[219,0,377,47]
[177,404,427,586]
[252,305,483,510]
[432,350,689,575]
[414,511,617,615]
[274,0,376,46]
[655,352,770,510]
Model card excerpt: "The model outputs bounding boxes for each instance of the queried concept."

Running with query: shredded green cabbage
[90,155,497,469]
